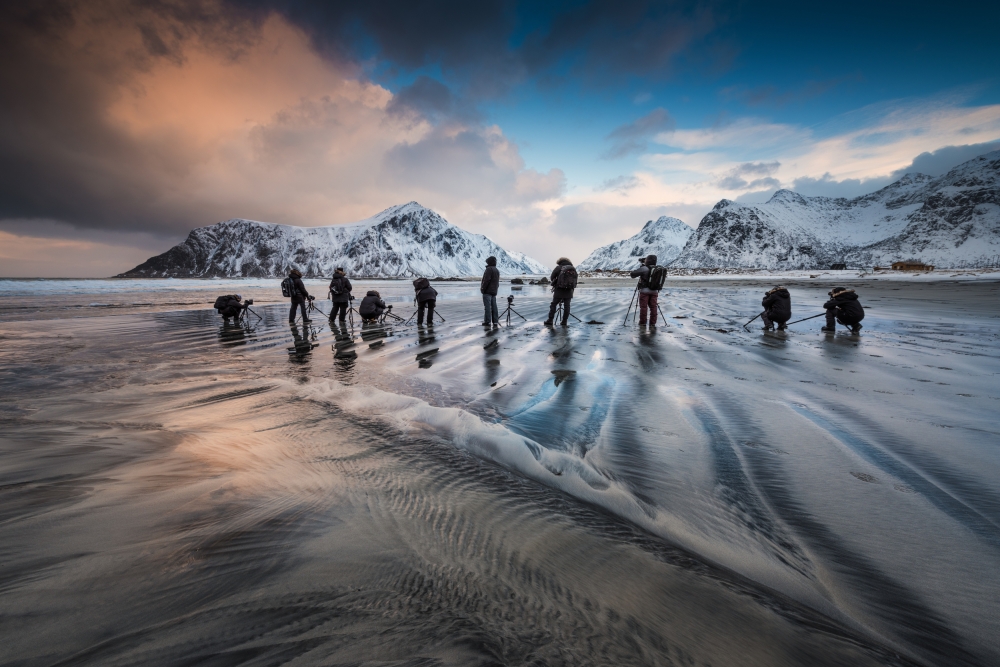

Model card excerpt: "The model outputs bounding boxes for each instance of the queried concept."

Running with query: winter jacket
[416,285,438,303]
[823,290,864,323]
[329,272,352,303]
[762,288,792,322]
[218,296,243,318]
[289,274,310,301]
[480,266,500,296]
[550,258,576,299]
[629,263,660,295]
[359,291,386,318]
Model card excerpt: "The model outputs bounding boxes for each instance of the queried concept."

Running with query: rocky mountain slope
[118,202,547,278]
[578,216,694,270]
[674,150,1000,269]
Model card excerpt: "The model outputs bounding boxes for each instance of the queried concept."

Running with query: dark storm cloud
[386,76,482,124]
[889,140,1000,179]
[716,161,780,190]
[602,108,675,159]
[0,0,264,236]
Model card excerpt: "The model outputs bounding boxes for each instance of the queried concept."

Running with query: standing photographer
[285,268,313,324]
[544,257,577,326]
[328,267,352,323]
[480,256,500,326]
[413,277,438,325]
[629,254,662,326]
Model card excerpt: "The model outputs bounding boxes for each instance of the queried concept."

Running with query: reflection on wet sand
[0,280,998,666]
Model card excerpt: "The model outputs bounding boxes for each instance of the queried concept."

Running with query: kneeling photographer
[214,294,254,324]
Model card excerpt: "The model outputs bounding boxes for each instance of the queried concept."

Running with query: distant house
[890,261,934,271]
[830,263,846,270]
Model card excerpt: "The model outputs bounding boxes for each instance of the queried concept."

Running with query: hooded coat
[288,269,310,301]
[762,287,791,322]
[329,270,352,303]
[359,290,386,318]
[550,258,576,299]
[629,255,660,295]
[416,284,438,303]
[217,295,243,318]
[823,289,864,323]
[480,256,500,296]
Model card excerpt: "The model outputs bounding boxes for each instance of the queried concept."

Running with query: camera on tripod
[243,299,253,307]
[507,295,514,304]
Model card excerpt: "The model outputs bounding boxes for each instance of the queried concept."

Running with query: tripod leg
[623,286,638,326]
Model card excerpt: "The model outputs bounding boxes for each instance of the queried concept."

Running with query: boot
[821,326,835,332]
[777,324,786,331]
[762,324,773,331]
[851,324,863,334]
[543,319,554,326]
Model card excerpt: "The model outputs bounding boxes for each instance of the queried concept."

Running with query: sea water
[1,278,998,666]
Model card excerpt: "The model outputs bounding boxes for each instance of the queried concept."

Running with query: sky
[1,0,999,277]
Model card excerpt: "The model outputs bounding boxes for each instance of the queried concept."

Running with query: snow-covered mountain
[118,202,547,278]
[675,151,1000,269]
[578,216,694,270]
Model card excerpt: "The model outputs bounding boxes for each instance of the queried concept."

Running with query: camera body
[243,298,253,306]
[507,294,514,304]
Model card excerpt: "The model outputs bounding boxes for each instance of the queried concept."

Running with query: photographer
[761,286,791,331]
[413,277,438,325]
[822,286,864,334]
[215,294,245,324]
[286,268,313,324]
[628,254,662,326]
[328,267,352,323]
[543,257,577,326]
[480,256,500,326]
[358,290,387,322]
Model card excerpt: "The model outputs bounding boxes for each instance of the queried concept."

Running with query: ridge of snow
[579,216,694,270]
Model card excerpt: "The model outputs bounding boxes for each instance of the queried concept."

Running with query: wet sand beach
[1,278,998,666]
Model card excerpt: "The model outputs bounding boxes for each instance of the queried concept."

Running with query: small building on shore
[890,261,934,271]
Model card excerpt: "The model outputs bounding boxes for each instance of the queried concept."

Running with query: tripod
[623,286,667,325]
[237,304,262,324]
[499,296,526,326]
[404,306,446,325]
[554,301,582,324]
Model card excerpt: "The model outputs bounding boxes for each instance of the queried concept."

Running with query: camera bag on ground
[413,277,430,291]
[280,277,293,298]
[647,265,667,290]
[556,265,578,290]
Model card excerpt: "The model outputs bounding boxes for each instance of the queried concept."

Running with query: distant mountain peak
[579,215,694,270]
[117,203,546,278]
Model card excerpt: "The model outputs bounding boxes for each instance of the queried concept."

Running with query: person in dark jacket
[359,290,387,322]
[822,287,864,333]
[761,286,792,331]
[414,278,438,325]
[328,268,352,322]
[544,257,577,326]
[217,294,244,323]
[480,256,500,325]
[629,254,661,326]
[287,268,312,324]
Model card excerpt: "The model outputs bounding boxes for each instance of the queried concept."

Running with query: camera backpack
[555,265,578,290]
[647,265,667,290]
[280,277,293,298]
[413,277,430,291]
[214,295,239,311]
[329,277,344,296]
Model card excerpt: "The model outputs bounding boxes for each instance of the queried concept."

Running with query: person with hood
[287,268,312,324]
[628,254,662,326]
[822,286,864,333]
[413,277,438,325]
[480,256,500,326]
[544,257,578,326]
[328,267,352,323]
[216,294,244,324]
[761,285,792,331]
[358,290,387,322]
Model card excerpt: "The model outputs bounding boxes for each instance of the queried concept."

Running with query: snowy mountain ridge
[578,216,694,270]
[675,151,1000,269]
[118,202,547,278]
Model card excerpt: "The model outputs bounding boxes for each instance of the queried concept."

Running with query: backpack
[556,265,578,290]
[647,265,667,290]
[214,295,238,311]
[413,277,430,291]
[329,277,344,296]
[280,277,293,298]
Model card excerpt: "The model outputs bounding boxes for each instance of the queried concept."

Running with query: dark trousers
[547,297,571,324]
[289,298,308,322]
[482,293,499,324]
[330,301,348,321]
[638,292,658,325]
[826,309,859,328]
[762,310,788,329]
[418,299,436,324]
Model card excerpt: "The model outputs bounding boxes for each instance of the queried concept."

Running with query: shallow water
[1,279,998,666]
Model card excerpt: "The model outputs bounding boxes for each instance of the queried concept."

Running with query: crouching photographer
[214,294,254,324]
